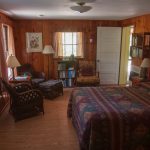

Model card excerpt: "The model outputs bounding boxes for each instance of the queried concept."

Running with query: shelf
[57,60,77,87]
[130,32,150,59]
[131,45,143,48]
[59,77,76,79]
[58,69,75,71]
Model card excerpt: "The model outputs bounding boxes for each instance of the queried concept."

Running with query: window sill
[53,57,84,60]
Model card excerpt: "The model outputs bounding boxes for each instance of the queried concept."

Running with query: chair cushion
[77,76,100,83]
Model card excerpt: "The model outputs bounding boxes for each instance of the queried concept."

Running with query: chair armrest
[13,83,32,93]
[16,90,43,105]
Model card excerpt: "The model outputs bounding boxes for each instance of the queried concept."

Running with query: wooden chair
[76,60,100,86]
[1,78,44,121]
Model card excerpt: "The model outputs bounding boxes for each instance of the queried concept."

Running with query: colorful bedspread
[67,83,150,150]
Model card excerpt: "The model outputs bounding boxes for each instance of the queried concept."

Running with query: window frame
[62,32,78,57]
[2,24,9,52]
[54,32,84,58]
[2,24,12,79]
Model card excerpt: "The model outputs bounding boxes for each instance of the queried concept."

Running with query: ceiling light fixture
[39,14,44,17]
[70,0,96,2]
[70,2,92,13]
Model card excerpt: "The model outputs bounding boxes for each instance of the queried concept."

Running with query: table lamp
[6,54,21,80]
[42,45,55,78]
[140,58,150,79]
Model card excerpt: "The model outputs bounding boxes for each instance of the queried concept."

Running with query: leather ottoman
[38,80,63,99]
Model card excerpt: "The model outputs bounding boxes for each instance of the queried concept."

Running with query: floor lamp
[42,45,55,79]
[6,54,21,80]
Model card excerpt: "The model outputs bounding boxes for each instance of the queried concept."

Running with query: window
[62,32,77,56]
[54,32,84,58]
[2,25,8,53]
[2,25,11,78]
[2,24,15,79]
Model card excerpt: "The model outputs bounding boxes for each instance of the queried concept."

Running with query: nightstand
[131,76,149,86]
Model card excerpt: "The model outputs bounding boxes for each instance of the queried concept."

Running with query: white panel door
[97,27,122,84]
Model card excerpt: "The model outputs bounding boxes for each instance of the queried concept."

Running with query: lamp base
[11,67,16,81]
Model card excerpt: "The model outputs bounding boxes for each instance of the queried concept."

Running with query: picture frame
[26,32,43,53]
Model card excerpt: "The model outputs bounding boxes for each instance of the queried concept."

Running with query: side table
[131,76,150,86]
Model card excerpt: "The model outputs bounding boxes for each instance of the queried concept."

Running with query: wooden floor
[0,88,80,150]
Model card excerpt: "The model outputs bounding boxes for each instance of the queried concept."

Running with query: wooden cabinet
[57,61,76,87]
[130,32,150,59]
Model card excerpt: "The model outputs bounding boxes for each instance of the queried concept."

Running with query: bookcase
[130,32,150,59]
[57,60,76,87]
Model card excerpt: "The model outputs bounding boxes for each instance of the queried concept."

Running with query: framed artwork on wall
[26,32,43,53]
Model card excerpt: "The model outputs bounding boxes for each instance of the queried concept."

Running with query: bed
[67,82,150,150]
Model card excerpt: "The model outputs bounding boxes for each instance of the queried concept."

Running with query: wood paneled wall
[1,11,149,79]
[121,14,150,33]
[121,14,150,66]
[13,20,120,78]
[0,12,13,26]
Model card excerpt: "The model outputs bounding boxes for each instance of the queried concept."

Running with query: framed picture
[26,32,43,53]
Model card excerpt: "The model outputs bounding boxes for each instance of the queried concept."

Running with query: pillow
[80,65,94,76]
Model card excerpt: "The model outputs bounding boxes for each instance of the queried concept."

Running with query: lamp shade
[140,58,150,68]
[6,55,21,68]
[43,45,55,54]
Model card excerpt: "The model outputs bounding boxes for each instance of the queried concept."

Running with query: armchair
[76,60,100,86]
[1,78,44,121]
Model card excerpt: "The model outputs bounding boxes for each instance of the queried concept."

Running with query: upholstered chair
[76,60,100,86]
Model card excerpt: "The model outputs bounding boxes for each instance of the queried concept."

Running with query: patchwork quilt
[67,83,150,150]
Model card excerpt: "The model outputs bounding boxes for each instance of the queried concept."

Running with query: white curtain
[119,27,131,85]
[53,32,84,58]
[1,24,16,79]
[8,25,15,55]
